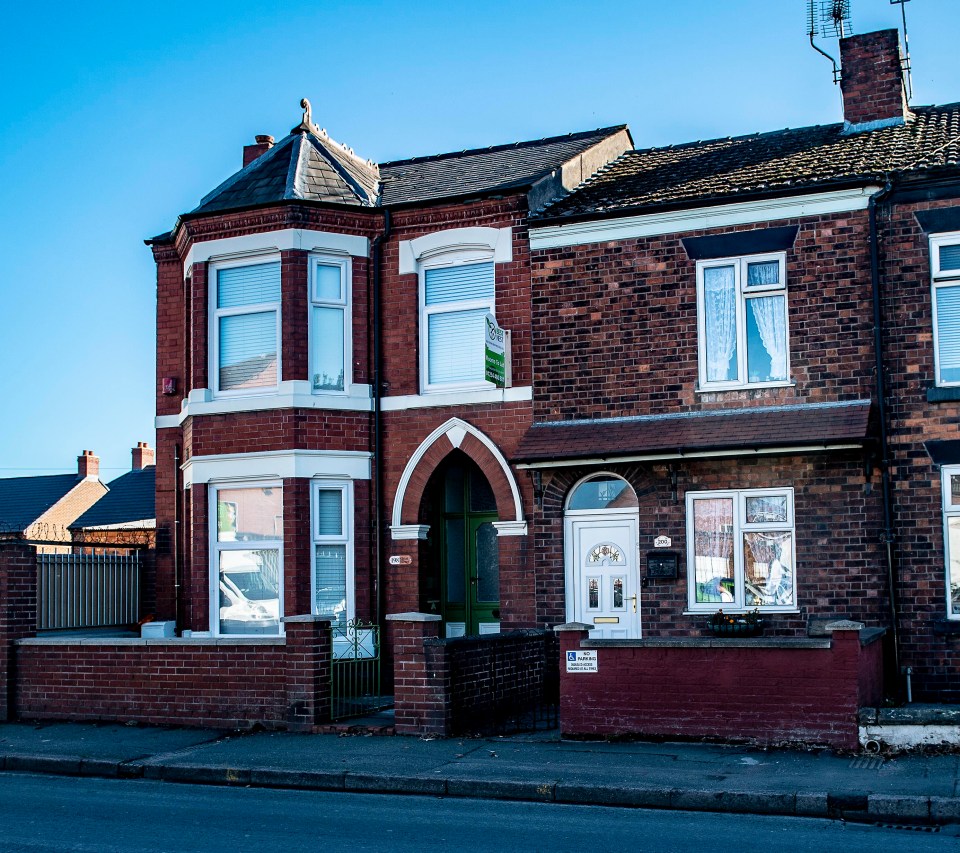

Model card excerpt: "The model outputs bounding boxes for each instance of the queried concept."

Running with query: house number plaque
[388,555,413,566]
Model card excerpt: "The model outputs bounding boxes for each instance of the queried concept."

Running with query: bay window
[686,488,796,612]
[211,259,281,394]
[931,234,960,386]
[941,467,960,619]
[697,253,789,390]
[420,258,495,391]
[312,481,353,630]
[211,482,283,635]
[310,255,350,392]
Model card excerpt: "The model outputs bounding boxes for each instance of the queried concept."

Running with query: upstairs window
[420,259,495,391]
[696,253,789,390]
[310,255,350,393]
[212,259,281,394]
[932,234,960,386]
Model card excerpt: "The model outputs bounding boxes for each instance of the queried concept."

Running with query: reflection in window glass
[219,549,281,635]
[743,532,794,607]
[568,476,638,510]
[217,487,283,541]
[612,577,624,609]
[950,518,960,618]
[476,522,500,602]
[588,578,599,609]
[745,494,788,524]
[692,498,735,604]
[315,544,347,630]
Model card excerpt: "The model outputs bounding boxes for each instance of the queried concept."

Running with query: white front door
[566,516,640,639]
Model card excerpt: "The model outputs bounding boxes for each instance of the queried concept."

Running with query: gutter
[371,209,391,627]
[869,180,902,692]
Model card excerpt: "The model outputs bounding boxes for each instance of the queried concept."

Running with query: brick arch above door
[390,418,526,539]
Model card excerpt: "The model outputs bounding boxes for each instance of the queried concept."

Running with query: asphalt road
[0,773,958,853]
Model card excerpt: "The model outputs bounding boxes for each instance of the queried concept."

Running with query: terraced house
[7,25,957,744]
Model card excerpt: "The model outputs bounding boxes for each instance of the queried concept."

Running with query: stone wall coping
[553,622,594,633]
[282,614,333,624]
[581,637,832,650]
[825,619,866,631]
[385,612,442,623]
[17,637,286,647]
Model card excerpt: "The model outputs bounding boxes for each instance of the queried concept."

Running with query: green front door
[436,456,501,636]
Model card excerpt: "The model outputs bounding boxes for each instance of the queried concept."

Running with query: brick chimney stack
[243,134,275,167]
[839,29,911,132]
[77,450,99,479]
[132,442,155,471]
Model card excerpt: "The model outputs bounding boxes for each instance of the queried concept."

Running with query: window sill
[156,382,374,427]
[381,385,532,411]
[683,610,801,617]
[927,386,960,403]
[695,381,795,395]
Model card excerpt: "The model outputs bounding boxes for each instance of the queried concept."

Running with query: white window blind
[940,244,960,272]
[315,489,343,536]
[425,262,494,305]
[936,287,960,383]
[428,309,488,384]
[218,262,281,308]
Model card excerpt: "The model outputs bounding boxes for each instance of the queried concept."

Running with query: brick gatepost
[385,612,447,735]
[0,541,37,720]
[283,615,333,731]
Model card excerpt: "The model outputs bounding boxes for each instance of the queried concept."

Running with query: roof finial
[300,98,313,130]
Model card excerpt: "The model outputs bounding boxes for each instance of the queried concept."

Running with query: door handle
[626,595,637,613]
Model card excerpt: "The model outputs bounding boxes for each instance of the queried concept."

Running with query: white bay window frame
[696,252,790,391]
[311,480,354,630]
[210,255,282,397]
[686,487,796,613]
[419,249,497,394]
[309,253,352,395]
[930,232,960,387]
[940,466,960,620]
[209,480,284,637]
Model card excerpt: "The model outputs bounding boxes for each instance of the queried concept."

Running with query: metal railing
[37,552,141,630]
[330,619,388,721]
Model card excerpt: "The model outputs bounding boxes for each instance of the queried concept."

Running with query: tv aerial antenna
[889,0,914,101]
[807,0,853,83]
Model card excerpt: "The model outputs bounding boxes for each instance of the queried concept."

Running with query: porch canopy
[514,400,874,467]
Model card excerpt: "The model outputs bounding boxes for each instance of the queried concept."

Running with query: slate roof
[513,401,874,464]
[0,474,82,532]
[193,127,380,215]
[71,467,156,529]
[535,104,960,221]
[378,127,628,207]
[190,125,627,216]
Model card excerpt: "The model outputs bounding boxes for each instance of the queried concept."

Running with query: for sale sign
[484,313,506,387]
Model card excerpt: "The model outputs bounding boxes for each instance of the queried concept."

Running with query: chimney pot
[839,29,911,132]
[243,134,276,167]
[78,450,100,479]
[132,442,155,471]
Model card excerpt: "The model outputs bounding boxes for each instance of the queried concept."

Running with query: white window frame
[209,254,282,398]
[208,480,284,637]
[696,252,790,391]
[685,487,796,613]
[310,480,354,626]
[940,466,960,620]
[308,253,352,395]
[930,232,960,387]
[418,248,497,394]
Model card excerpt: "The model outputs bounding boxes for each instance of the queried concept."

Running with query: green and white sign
[484,313,506,387]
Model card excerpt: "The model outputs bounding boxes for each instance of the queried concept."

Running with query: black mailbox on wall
[646,551,679,579]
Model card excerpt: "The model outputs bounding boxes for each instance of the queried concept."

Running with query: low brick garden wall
[556,622,884,749]
[387,613,558,736]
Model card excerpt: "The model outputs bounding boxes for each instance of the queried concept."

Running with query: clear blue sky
[0,0,956,479]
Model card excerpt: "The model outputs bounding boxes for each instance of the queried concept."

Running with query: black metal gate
[330,620,389,720]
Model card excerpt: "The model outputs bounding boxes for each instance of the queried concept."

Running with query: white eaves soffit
[184,228,369,272]
[182,449,371,487]
[529,187,881,251]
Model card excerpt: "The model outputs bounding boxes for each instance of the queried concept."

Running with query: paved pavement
[1,721,958,825]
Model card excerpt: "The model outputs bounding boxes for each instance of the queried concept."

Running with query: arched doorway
[564,473,641,639]
[423,450,501,637]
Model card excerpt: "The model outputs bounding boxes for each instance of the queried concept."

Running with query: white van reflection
[219,551,280,635]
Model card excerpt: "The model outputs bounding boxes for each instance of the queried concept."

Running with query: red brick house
[116,26,959,737]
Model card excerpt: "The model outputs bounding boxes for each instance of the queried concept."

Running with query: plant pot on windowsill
[706,610,764,637]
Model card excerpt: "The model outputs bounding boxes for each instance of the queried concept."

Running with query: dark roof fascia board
[176,196,383,225]
[530,176,885,228]
[514,437,874,467]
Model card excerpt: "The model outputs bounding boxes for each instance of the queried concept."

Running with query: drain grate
[850,756,884,770]
[874,823,941,833]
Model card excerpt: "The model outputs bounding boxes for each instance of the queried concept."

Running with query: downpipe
[371,209,391,628]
